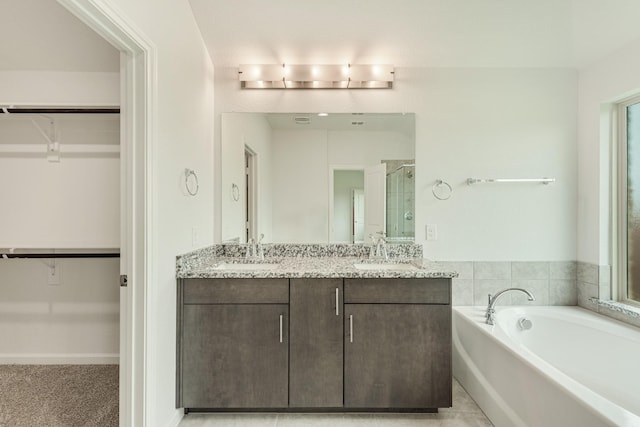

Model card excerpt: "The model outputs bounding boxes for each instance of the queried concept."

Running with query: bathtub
[453,306,640,427]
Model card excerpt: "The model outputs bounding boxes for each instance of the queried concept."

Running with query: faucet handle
[258,233,264,243]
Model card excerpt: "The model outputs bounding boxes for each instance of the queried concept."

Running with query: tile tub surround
[441,260,640,329]
[578,262,640,328]
[438,261,579,307]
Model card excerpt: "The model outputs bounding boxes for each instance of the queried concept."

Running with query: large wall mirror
[221,112,415,244]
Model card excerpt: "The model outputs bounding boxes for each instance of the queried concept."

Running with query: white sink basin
[352,262,418,271]
[213,263,279,271]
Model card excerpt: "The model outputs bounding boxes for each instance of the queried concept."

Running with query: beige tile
[577,262,598,285]
[473,280,511,306]
[549,280,577,305]
[438,262,473,280]
[180,413,277,427]
[437,412,494,427]
[178,379,492,427]
[511,262,549,280]
[473,262,510,280]
[510,280,549,305]
[549,261,577,280]
[364,414,441,426]
[577,281,598,311]
[277,414,347,426]
[447,380,487,415]
[452,279,473,306]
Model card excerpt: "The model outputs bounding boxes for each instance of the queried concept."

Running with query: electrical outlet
[47,264,60,285]
[426,224,438,241]
[192,226,199,247]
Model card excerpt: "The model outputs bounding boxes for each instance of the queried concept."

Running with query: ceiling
[2,0,640,72]
[189,0,640,69]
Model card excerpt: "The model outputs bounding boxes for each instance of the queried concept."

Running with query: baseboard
[0,353,119,364]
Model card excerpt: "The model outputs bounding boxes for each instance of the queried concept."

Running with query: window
[618,97,640,306]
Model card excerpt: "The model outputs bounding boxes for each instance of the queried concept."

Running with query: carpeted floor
[0,364,118,427]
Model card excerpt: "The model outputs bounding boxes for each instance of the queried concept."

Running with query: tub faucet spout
[486,288,535,325]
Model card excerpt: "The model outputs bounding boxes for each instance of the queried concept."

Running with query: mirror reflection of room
[221,113,415,244]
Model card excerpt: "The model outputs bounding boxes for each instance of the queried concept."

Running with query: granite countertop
[176,244,458,279]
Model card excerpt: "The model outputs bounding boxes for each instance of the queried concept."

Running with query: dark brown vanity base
[176,277,452,413]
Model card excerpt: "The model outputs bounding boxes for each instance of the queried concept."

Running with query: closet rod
[1,253,120,259]
[1,108,120,115]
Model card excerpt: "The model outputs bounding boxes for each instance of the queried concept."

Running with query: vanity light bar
[238,64,394,89]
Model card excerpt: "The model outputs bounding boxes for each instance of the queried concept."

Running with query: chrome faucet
[256,233,265,260]
[245,234,265,260]
[369,231,388,260]
[245,237,255,259]
[486,288,535,325]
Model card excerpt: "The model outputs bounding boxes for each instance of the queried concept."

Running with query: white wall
[269,128,412,243]
[0,71,119,106]
[0,258,119,363]
[215,67,578,261]
[220,113,272,242]
[0,115,120,248]
[328,130,413,165]
[272,129,328,242]
[577,37,640,264]
[101,1,215,426]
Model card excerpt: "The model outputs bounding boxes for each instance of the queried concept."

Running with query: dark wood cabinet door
[344,304,452,409]
[181,304,288,408]
[289,278,343,407]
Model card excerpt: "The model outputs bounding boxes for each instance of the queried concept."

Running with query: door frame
[244,146,257,242]
[57,1,156,426]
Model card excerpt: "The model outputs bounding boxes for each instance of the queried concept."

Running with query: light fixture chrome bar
[467,178,556,185]
[238,64,394,89]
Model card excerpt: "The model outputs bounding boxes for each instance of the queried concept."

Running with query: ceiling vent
[294,116,311,125]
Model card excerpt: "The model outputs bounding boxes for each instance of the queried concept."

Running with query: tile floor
[179,379,493,427]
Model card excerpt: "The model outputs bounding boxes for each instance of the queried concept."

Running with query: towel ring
[432,179,452,200]
[185,168,199,196]
[231,183,240,201]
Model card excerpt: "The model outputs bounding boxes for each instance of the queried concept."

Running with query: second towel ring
[231,183,240,201]
[185,168,199,196]
[432,179,452,200]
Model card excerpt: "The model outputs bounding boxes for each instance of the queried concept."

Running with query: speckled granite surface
[176,244,457,279]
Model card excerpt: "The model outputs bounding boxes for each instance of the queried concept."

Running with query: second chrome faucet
[485,288,535,325]
[369,231,388,260]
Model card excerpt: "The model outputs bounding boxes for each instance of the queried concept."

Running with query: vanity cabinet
[177,278,289,409]
[289,278,343,407]
[177,276,451,412]
[344,278,452,409]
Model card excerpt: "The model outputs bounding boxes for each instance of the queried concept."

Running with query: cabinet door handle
[349,314,353,343]
[335,288,339,316]
[279,314,283,343]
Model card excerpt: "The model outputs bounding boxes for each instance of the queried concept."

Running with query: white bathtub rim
[453,306,640,427]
